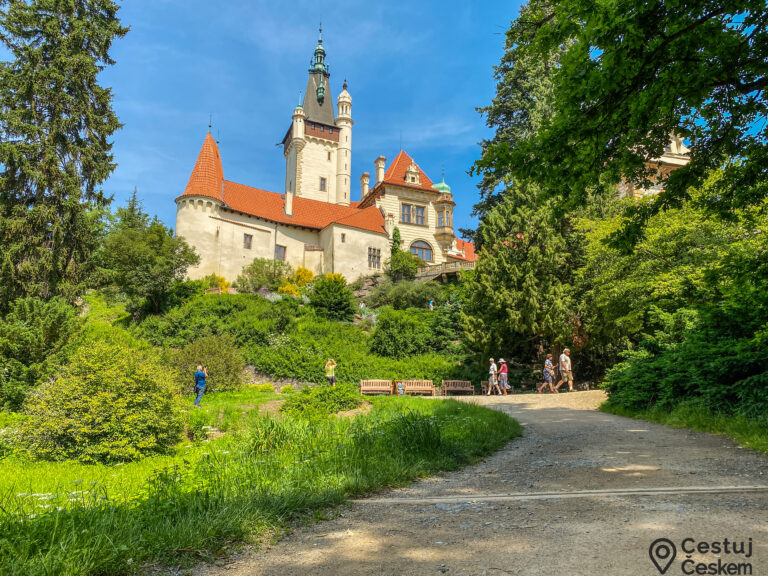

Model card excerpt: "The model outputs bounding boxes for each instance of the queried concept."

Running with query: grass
[600,401,768,454]
[0,394,521,576]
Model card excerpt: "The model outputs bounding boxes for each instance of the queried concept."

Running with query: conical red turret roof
[182,132,224,200]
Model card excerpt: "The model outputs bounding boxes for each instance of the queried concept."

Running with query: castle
[175,31,476,282]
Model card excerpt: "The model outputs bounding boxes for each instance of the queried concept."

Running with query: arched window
[410,240,433,262]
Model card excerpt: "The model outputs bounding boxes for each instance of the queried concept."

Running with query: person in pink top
[498,358,510,395]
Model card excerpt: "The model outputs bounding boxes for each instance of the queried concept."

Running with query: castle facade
[175,32,476,282]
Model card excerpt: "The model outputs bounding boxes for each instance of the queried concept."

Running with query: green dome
[432,178,451,194]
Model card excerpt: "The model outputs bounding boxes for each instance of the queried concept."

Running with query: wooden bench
[359,380,393,395]
[403,380,436,396]
[441,380,474,396]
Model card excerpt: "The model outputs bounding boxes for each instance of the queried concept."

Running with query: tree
[391,227,402,255]
[102,201,199,314]
[502,0,768,237]
[309,273,354,321]
[386,250,422,281]
[468,0,562,228]
[0,1,128,305]
[463,181,575,363]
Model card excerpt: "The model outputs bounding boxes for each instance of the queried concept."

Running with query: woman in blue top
[538,354,557,394]
[194,365,208,407]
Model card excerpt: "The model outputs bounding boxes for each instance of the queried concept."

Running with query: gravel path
[193,391,768,576]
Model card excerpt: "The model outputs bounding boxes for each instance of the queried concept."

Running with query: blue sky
[100,1,521,234]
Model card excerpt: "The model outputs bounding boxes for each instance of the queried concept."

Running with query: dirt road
[195,391,768,576]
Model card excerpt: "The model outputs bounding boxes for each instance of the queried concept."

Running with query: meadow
[0,387,521,576]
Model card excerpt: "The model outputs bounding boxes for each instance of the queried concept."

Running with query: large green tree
[468,0,562,227]
[503,0,768,237]
[0,0,127,306]
[101,197,198,315]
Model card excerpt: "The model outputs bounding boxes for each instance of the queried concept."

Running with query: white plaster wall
[296,137,337,203]
[322,224,390,280]
[175,197,228,279]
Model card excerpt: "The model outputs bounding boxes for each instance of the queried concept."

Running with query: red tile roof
[451,238,477,261]
[178,134,385,235]
[184,132,224,200]
[382,150,435,191]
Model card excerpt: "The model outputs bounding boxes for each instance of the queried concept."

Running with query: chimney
[360,172,370,198]
[375,156,386,185]
[285,189,293,217]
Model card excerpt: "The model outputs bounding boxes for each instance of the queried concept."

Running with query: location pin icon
[649,538,677,574]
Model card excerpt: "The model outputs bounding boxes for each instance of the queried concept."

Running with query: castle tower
[282,27,351,205]
[335,79,352,205]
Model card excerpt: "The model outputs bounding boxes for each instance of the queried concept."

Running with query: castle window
[341,233,346,243]
[275,244,286,261]
[320,125,324,131]
[410,240,433,262]
[438,211,444,228]
[400,204,412,224]
[327,151,332,161]
[414,206,425,225]
[329,127,333,134]
[243,234,253,249]
[368,247,381,269]
[320,177,327,192]
[311,123,316,129]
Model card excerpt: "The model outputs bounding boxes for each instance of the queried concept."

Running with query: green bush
[370,307,431,357]
[0,298,81,411]
[185,408,214,442]
[367,279,442,310]
[235,258,293,293]
[386,250,422,281]
[280,385,294,394]
[281,383,363,419]
[254,383,274,393]
[309,273,354,321]
[370,306,461,358]
[17,325,183,463]
[171,334,246,394]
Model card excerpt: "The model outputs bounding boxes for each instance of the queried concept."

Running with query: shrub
[278,282,300,297]
[309,273,354,321]
[185,407,214,442]
[290,267,315,287]
[254,383,274,393]
[17,326,183,463]
[235,258,293,293]
[385,250,422,281]
[367,279,443,310]
[0,298,81,411]
[171,334,246,394]
[202,274,230,293]
[281,383,362,419]
[281,385,295,394]
[370,307,432,357]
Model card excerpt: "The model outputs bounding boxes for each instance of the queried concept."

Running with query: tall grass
[600,401,768,453]
[0,397,520,575]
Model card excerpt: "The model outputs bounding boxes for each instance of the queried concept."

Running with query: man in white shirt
[555,348,574,392]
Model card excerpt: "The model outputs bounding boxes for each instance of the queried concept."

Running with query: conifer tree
[0,1,128,306]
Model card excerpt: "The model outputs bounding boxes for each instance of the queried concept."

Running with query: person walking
[194,365,208,407]
[325,358,337,386]
[498,358,510,395]
[487,358,501,396]
[555,348,574,392]
[538,353,557,393]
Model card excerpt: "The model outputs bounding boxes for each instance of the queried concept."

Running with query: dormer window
[404,161,420,186]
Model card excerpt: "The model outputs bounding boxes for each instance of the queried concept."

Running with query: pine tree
[0,1,128,306]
